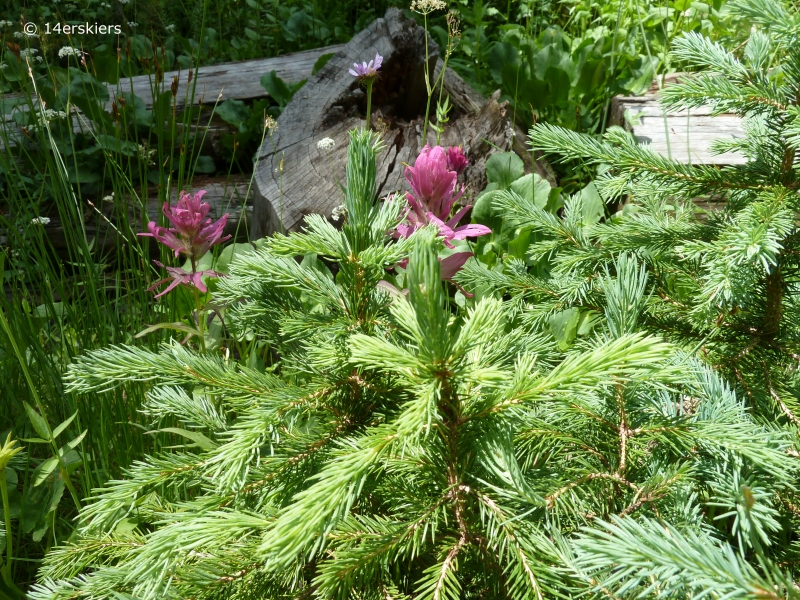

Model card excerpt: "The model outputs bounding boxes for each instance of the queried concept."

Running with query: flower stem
[190,255,206,353]
[0,468,13,587]
[422,13,432,144]
[365,80,373,130]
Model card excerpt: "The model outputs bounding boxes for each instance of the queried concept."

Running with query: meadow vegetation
[2,0,799,598]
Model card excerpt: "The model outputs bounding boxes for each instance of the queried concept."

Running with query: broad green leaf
[23,402,51,441]
[312,53,335,75]
[216,99,252,131]
[32,457,59,487]
[485,152,524,189]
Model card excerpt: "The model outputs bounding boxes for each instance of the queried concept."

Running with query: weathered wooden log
[251,8,555,238]
[21,176,253,253]
[610,74,746,166]
[0,45,344,147]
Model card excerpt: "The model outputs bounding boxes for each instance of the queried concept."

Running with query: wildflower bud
[171,75,179,98]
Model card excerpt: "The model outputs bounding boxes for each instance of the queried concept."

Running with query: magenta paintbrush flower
[139,190,231,261]
[146,261,225,298]
[395,145,489,243]
[349,53,383,81]
[446,146,469,175]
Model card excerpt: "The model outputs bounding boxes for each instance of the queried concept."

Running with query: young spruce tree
[457,0,800,595]
[30,49,797,598]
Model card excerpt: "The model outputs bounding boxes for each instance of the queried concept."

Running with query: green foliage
[25,107,800,599]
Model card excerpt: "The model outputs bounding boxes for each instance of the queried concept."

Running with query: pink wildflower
[395,145,489,243]
[427,215,491,249]
[349,53,383,81]
[139,190,231,261]
[146,261,225,298]
[446,146,469,175]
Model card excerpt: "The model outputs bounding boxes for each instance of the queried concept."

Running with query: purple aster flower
[349,53,383,81]
[147,261,225,298]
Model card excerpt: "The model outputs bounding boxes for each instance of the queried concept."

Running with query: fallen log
[11,175,254,254]
[0,45,344,147]
[251,8,555,238]
[609,74,746,166]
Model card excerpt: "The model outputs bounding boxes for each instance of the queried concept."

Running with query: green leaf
[32,457,59,487]
[489,42,519,83]
[312,53,335,75]
[135,322,202,339]
[576,182,605,225]
[260,70,294,107]
[23,402,51,441]
[485,152,524,189]
[215,99,252,131]
[51,411,78,440]
[146,427,217,451]
[194,156,216,174]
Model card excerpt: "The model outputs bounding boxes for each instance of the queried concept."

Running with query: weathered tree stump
[251,8,554,238]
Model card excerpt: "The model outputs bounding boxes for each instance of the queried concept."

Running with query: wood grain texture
[252,8,555,238]
[1,45,344,146]
[610,84,746,165]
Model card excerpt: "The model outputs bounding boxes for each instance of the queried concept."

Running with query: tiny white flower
[118,0,130,4]
[410,0,446,15]
[15,29,38,39]
[0,20,14,28]
[331,204,347,220]
[103,192,115,202]
[13,31,23,39]
[19,48,39,58]
[59,46,83,58]
[137,144,156,164]
[317,137,335,151]
[165,24,176,33]
[127,21,138,28]
[31,216,51,225]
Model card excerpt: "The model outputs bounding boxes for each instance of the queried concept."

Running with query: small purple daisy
[349,53,383,81]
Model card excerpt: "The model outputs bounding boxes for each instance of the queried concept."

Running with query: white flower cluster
[13,29,38,39]
[103,192,115,203]
[165,24,176,33]
[317,137,335,151]
[100,1,111,7]
[31,216,51,225]
[127,21,138,28]
[331,204,348,221]
[37,108,68,126]
[20,48,43,62]
[138,144,156,164]
[58,46,82,58]
[410,0,447,14]
[118,0,130,4]
[0,20,15,28]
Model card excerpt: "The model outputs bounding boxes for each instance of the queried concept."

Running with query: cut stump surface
[252,8,554,238]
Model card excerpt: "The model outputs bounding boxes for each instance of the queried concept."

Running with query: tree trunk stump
[251,8,554,238]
